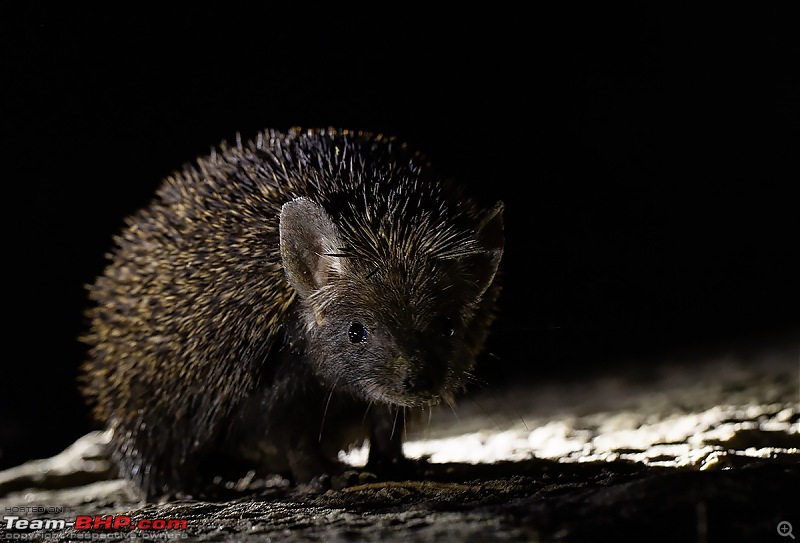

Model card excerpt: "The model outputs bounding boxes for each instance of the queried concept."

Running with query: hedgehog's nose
[402,373,433,394]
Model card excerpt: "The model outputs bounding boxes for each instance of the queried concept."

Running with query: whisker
[444,395,460,423]
[319,377,340,442]
[505,397,529,432]
[467,393,505,432]
[361,400,374,427]
[480,385,530,432]
[461,370,488,389]
[390,406,400,441]
[458,365,530,431]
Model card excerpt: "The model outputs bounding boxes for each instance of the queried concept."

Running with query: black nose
[402,373,434,394]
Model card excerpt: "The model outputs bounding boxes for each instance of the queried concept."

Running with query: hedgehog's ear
[280,197,345,299]
[467,202,504,298]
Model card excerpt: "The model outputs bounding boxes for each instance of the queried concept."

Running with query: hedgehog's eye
[436,315,454,338]
[348,321,367,343]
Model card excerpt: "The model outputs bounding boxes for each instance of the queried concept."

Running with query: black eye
[438,316,454,338]
[348,321,367,343]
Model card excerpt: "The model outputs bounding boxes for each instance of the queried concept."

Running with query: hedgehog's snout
[401,373,433,395]
[397,377,441,406]
[389,354,446,406]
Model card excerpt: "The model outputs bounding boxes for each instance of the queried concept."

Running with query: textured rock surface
[2,342,797,541]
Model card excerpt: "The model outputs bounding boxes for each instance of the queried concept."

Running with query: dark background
[3,7,798,469]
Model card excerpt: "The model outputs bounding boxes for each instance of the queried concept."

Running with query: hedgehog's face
[279,197,503,407]
[300,269,473,407]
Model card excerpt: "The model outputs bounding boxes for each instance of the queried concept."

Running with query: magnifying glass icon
[778,521,795,539]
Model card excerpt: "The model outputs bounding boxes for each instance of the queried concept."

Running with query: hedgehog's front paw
[329,469,379,490]
[308,473,332,493]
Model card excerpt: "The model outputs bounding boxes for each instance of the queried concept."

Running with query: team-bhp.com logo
[4,514,187,533]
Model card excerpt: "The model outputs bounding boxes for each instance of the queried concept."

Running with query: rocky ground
[1,340,797,542]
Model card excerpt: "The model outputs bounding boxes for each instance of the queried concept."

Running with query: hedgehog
[81,128,504,499]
